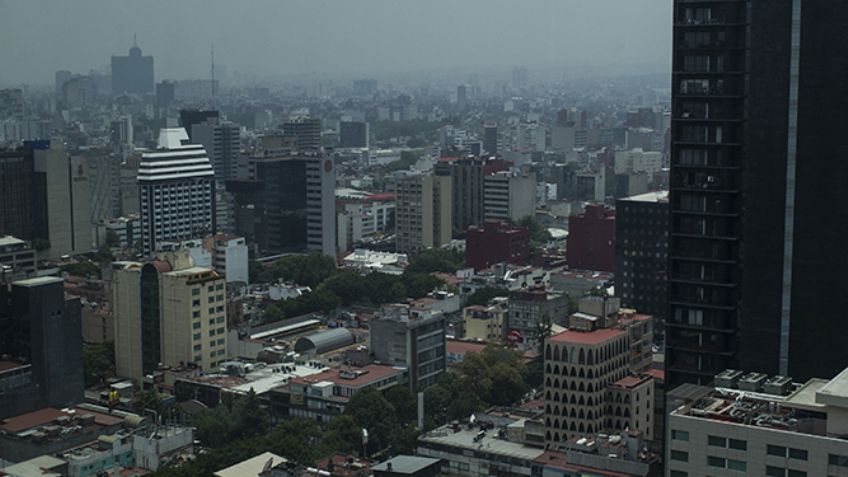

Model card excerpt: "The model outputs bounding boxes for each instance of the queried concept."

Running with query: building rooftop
[446,339,487,357]
[12,276,63,288]
[372,455,441,474]
[534,451,632,477]
[548,327,624,345]
[620,190,669,203]
[287,364,405,389]
[611,375,652,390]
[0,361,27,372]
[419,424,545,461]
[214,452,287,477]
[0,235,26,247]
[179,362,327,395]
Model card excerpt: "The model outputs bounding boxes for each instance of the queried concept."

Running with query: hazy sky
[0,0,671,85]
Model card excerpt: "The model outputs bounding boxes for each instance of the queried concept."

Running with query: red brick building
[566,204,615,272]
[465,220,530,271]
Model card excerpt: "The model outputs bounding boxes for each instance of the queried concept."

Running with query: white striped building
[138,128,215,255]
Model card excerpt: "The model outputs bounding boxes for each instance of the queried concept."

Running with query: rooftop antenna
[210,42,217,104]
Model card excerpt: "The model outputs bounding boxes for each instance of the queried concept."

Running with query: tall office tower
[338,121,369,148]
[31,142,93,258]
[190,118,240,181]
[179,109,219,142]
[668,1,848,385]
[243,149,336,256]
[0,277,83,418]
[395,173,452,256]
[483,123,498,155]
[456,84,468,109]
[283,117,322,151]
[0,150,34,240]
[156,80,176,108]
[484,171,537,222]
[113,254,227,382]
[616,192,668,318]
[434,157,486,235]
[111,43,154,95]
[138,129,215,256]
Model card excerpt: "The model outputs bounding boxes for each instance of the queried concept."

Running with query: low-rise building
[342,249,408,275]
[0,235,35,278]
[462,297,509,343]
[508,287,568,343]
[269,364,406,423]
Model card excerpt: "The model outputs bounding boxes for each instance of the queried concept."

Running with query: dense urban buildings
[395,173,452,255]
[668,0,848,386]
[138,128,215,256]
[465,220,530,271]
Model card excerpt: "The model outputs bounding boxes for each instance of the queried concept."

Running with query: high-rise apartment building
[283,117,321,151]
[668,0,848,385]
[179,109,219,142]
[483,171,537,222]
[566,204,615,273]
[113,253,227,382]
[395,174,452,256]
[616,191,668,318]
[111,44,154,95]
[434,156,486,235]
[138,129,215,256]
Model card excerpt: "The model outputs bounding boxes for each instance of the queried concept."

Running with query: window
[192,299,200,307]
[829,454,848,467]
[708,435,726,447]
[192,311,200,318]
[192,288,200,296]
[728,459,746,471]
[193,344,201,351]
[729,439,747,451]
[707,456,725,468]
[671,429,689,441]
[216,283,224,290]
[768,468,806,477]
[768,445,786,457]
[192,322,201,330]
[671,450,689,462]
[788,448,807,461]
[193,333,201,340]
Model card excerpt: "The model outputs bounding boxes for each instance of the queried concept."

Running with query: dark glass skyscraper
[668,0,848,386]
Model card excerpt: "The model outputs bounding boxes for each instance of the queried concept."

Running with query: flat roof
[534,451,632,477]
[287,364,404,388]
[817,367,848,408]
[446,340,487,356]
[0,236,26,247]
[372,455,441,474]
[611,375,652,390]
[12,276,63,287]
[0,361,28,372]
[419,425,545,461]
[784,378,828,411]
[214,452,287,477]
[187,363,326,395]
[165,266,217,276]
[620,190,669,203]
[548,327,624,345]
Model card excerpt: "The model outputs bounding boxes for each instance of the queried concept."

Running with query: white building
[95,216,141,249]
[209,234,249,285]
[342,249,408,275]
[484,171,537,222]
[138,128,215,256]
[667,367,848,477]
[614,148,663,175]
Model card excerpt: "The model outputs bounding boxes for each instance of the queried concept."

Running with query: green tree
[390,425,420,454]
[324,415,363,454]
[406,248,464,274]
[32,238,50,251]
[384,385,418,426]
[262,304,285,323]
[401,272,444,299]
[134,388,164,416]
[262,253,337,287]
[319,269,366,305]
[93,245,114,264]
[104,229,121,248]
[61,261,101,278]
[465,287,509,307]
[83,342,115,387]
[344,388,397,452]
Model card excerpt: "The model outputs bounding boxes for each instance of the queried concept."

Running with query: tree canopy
[465,287,509,307]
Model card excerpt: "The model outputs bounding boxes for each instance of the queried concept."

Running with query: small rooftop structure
[294,328,356,355]
[214,452,287,477]
[372,455,441,476]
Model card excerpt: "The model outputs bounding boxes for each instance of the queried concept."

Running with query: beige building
[395,173,452,255]
[113,253,227,382]
[462,297,508,343]
[543,296,655,446]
